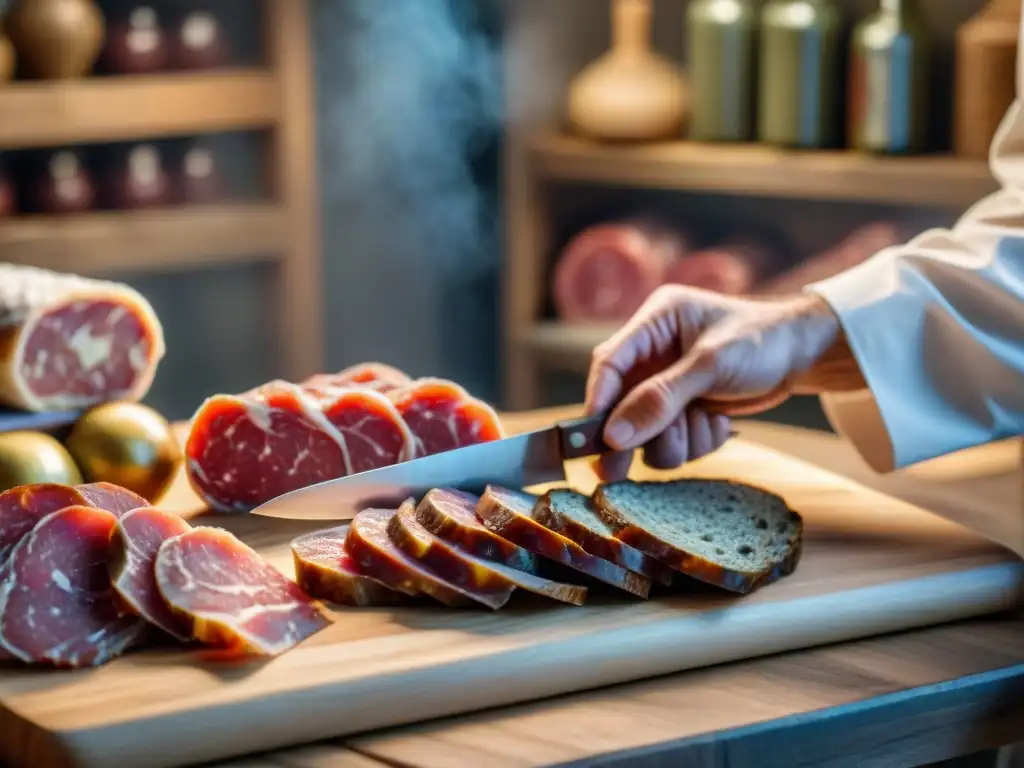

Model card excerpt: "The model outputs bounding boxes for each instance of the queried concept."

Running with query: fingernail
[605,420,635,448]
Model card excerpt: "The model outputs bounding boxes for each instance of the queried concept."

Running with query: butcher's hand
[586,285,867,481]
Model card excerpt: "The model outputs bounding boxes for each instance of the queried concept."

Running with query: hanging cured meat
[155,526,330,656]
[109,507,193,641]
[0,506,147,668]
[291,524,409,607]
[0,264,165,412]
[553,220,690,323]
[391,379,504,458]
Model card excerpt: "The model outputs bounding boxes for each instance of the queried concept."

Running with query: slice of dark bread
[591,479,802,595]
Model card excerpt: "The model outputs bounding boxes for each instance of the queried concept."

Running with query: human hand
[585,285,864,480]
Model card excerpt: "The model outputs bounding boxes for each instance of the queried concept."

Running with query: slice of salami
[302,362,411,397]
[155,526,330,656]
[291,524,408,607]
[477,486,652,599]
[0,505,147,667]
[320,388,416,471]
[346,505,512,609]
[185,383,350,512]
[109,507,193,641]
[391,379,504,457]
[389,504,587,606]
[0,481,150,564]
[0,264,165,412]
[415,489,540,574]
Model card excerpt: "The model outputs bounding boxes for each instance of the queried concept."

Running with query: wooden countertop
[189,409,1024,768]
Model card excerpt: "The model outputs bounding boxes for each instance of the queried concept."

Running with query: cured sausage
[0,264,165,412]
[388,503,587,606]
[291,523,409,607]
[665,239,777,295]
[155,526,330,656]
[109,507,193,641]
[302,362,411,397]
[320,388,415,468]
[0,505,147,667]
[345,505,513,609]
[391,379,504,458]
[476,486,652,599]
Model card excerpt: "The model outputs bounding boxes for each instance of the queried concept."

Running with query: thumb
[602,350,719,451]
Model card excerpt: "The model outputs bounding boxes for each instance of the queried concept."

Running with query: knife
[250,412,738,521]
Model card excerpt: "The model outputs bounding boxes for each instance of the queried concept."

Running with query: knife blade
[250,413,612,521]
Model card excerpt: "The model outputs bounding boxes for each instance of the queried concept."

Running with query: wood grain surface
[0,412,1021,768]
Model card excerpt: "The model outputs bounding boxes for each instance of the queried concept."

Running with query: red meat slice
[302,362,411,397]
[391,379,504,457]
[155,526,330,656]
[320,388,416,470]
[185,382,350,512]
[0,481,150,564]
[109,507,193,641]
[0,264,165,412]
[0,505,147,668]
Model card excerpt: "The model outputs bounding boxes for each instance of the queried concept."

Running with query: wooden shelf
[530,134,999,209]
[0,70,280,149]
[0,203,287,275]
[517,321,619,373]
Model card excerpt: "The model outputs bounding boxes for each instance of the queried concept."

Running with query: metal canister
[757,0,842,148]
[687,0,758,142]
[848,0,930,154]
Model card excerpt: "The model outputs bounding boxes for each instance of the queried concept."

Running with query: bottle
[757,0,842,149]
[848,0,930,154]
[686,0,757,142]
[954,0,1020,159]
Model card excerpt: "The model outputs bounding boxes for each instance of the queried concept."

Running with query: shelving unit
[0,0,320,381]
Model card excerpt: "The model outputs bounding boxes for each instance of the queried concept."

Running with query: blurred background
[0,0,1009,427]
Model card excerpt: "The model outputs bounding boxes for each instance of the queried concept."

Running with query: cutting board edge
[31,560,1024,768]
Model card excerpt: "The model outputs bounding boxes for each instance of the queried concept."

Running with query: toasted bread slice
[592,479,802,595]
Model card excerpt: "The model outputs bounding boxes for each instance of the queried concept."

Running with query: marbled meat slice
[302,362,411,397]
[533,489,674,586]
[0,263,165,412]
[477,486,651,599]
[0,505,147,667]
[389,503,586,606]
[155,526,330,656]
[185,382,350,512]
[320,388,416,470]
[346,505,512,609]
[391,378,504,457]
[415,488,539,574]
[291,524,408,607]
[109,507,193,641]
[0,481,150,564]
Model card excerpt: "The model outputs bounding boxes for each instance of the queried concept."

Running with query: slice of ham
[391,379,504,458]
[109,507,193,641]
[302,362,412,397]
[320,388,415,468]
[155,526,330,656]
[346,505,513,609]
[291,524,409,607]
[477,486,652,599]
[0,263,165,412]
[388,503,587,606]
[0,505,147,667]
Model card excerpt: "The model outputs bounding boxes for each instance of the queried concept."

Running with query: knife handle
[556,413,612,460]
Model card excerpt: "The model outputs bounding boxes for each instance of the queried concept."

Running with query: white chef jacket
[809,11,1024,475]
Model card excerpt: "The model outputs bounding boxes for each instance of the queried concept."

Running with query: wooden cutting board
[0,415,1021,768]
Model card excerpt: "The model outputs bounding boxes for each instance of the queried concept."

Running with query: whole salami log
[0,264,165,412]
[155,526,330,656]
[0,505,147,668]
[391,379,504,458]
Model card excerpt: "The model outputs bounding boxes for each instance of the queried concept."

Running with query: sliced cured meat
[109,507,193,641]
[0,505,147,667]
[155,526,330,656]
[291,524,408,607]
[388,503,587,606]
[302,362,411,397]
[346,505,512,609]
[477,486,651,599]
[415,488,539,574]
[391,379,504,458]
[0,481,150,564]
[533,489,673,586]
[320,388,416,469]
[0,263,165,412]
[185,382,350,512]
